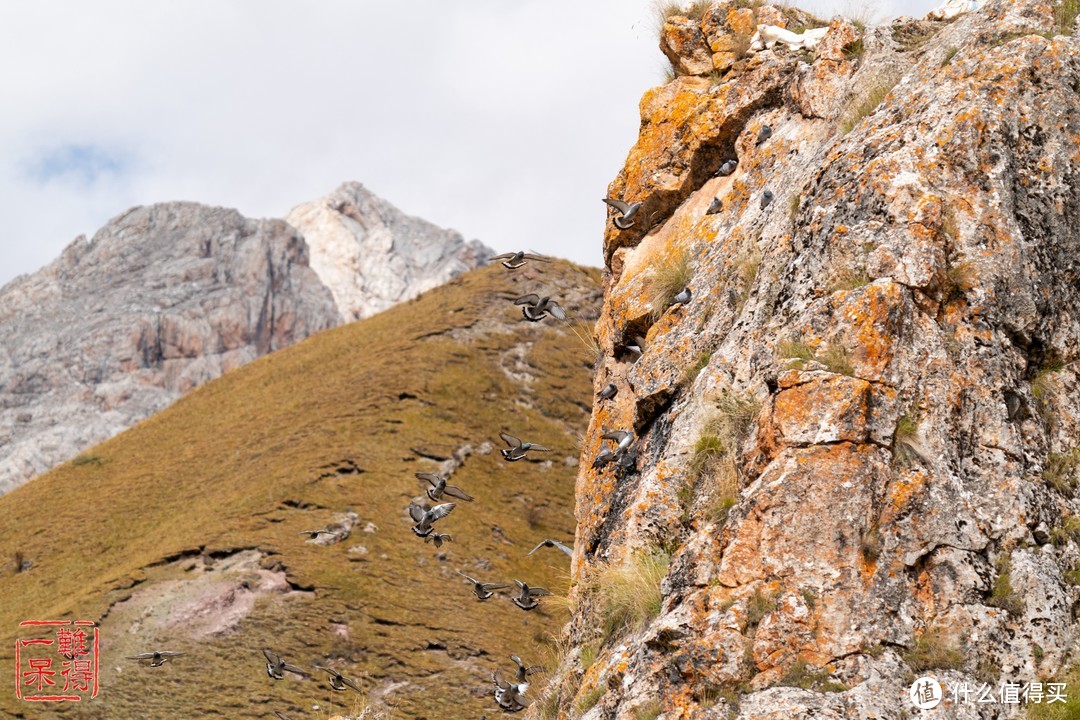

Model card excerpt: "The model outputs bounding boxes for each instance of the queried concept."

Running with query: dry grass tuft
[590,550,672,640]
[860,522,883,562]
[903,631,965,671]
[840,74,900,135]
[829,266,872,292]
[1045,449,1080,496]
[941,46,959,66]
[893,413,921,464]
[735,252,761,311]
[1050,515,1080,547]
[820,343,855,376]
[1053,0,1080,35]
[1027,665,1080,719]
[657,0,714,22]
[633,699,664,720]
[682,351,713,385]
[987,554,1025,616]
[650,249,694,321]
[745,587,779,631]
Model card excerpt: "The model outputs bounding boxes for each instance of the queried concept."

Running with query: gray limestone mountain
[0,186,491,494]
[286,181,491,321]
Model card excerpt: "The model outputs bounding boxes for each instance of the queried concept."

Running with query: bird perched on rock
[510,655,542,683]
[457,570,510,600]
[669,288,691,306]
[760,190,775,209]
[297,528,336,540]
[602,429,634,455]
[499,432,551,462]
[126,651,183,667]
[409,502,456,538]
[511,580,551,610]
[492,669,530,712]
[624,335,646,360]
[263,649,309,680]
[416,472,474,502]
[490,251,552,270]
[603,198,642,230]
[514,294,566,322]
[424,532,453,548]
[715,159,738,177]
[597,383,618,401]
[527,539,573,557]
[756,124,773,145]
[592,446,615,469]
[706,197,723,215]
[315,666,363,692]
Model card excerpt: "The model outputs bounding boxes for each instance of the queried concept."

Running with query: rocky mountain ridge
[539,1,1080,718]
[0,184,490,494]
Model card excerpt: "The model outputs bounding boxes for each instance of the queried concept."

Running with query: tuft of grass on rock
[1053,0,1080,35]
[893,413,921,464]
[829,266,872,292]
[789,194,801,224]
[575,684,606,715]
[820,343,855,376]
[860,522,883,562]
[591,549,672,640]
[840,75,900,135]
[779,339,815,369]
[634,699,663,720]
[650,249,694,321]
[682,351,713,385]
[942,46,959,65]
[988,554,1025,616]
[735,252,761,311]
[903,632,965,671]
[745,587,778,631]
[1027,665,1080,719]
[658,0,713,22]
[779,659,849,692]
[1045,449,1080,496]
[1050,515,1080,547]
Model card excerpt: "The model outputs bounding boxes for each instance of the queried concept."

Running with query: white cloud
[0,0,939,287]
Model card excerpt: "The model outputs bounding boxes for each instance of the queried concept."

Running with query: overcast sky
[0,0,940,287]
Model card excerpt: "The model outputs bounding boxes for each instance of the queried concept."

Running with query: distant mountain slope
[287,181,491,321]
[0,261,601,719]
[0,185,492,494]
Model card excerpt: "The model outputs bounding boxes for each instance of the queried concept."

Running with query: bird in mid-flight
[527,539,573,557]
[514,294,566,322]
[263,649,309,680]
[499,432,551,462]
[511,580,551,610]
[408,502,456,538]
[126,651,184,667]
[457,571,510,601]
[416,472,474,502]
[490,251,552,270]
[603,198,642,230]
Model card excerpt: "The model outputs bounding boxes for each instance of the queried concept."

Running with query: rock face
[543,1,1080,718]
[0,204,340,494]
[286,181,491,321]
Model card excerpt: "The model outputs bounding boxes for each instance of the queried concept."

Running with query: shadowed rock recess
[540,1,1080,718]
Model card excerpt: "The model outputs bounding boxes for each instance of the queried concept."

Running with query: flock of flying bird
[121,160,749,714]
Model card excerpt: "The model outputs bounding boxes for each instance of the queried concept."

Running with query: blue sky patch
[26,143,129,185]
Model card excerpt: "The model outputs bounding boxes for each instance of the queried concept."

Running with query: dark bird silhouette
[408,502,456,538]
[416,472,474,502]
[597,383,618,401]
[493,669,531,712]
[424,532,454,548]
[510,655,542,683]
[603,198,642,230]
[715,159,738,177]
[457,570,510,600]
[760,190,775,209]
[527,539,572,557]
[499,432,551,462]
[706,197,723,215]
[756,124,773,145]
[514,294,566,322]
[262,649,309,680]
[314,665,363,692]
[126,651,183,667]
[490,251,552,270]
[511,580,551,610]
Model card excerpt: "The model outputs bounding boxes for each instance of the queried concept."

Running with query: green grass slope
[0,261,601,720]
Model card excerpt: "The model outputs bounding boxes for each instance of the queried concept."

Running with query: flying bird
[669,288,692,306]
[499,432,551,462]
[756,124,773,145]
[760,190,775,209]
[409,502,456,538]
[624,335,647,359]
[297,528,336,540]
[592,447,615,469]
[315,666,363,692]
[274,712,294,720]
[527,539,573,557]
[514,294,566,322]
[602,198,642,230]
[493,669,530,712]
[457,570,510,601]
[490,251,552,270]
[511,580,551,611]
[602,429,635,455]
[596,383,618,401]
[424,532,454,548]
[715,159,738,177]
[416,472,474,502]
[262,649,310,680]
[126,651,183,667]
[706,197,723,215]
[510,655,542,683]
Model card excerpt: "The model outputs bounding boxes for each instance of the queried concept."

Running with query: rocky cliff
[542,1,1080,718]
[286,181,491,321]
[0,187,490,494]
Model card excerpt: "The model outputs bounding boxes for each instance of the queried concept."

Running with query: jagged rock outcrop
[0,185,491,495]
[286,181,491,321]
[544,1,1080,718]
[0,203,340,494]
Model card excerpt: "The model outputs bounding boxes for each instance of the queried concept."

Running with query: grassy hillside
[0,261,600,720]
